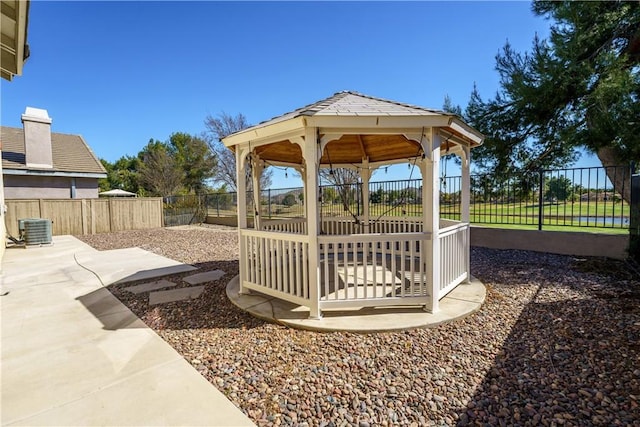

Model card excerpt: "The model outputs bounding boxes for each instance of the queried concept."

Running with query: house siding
[3,175,99,199]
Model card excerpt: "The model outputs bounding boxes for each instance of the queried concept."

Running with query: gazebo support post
[251,156,263,230]
[300,169,308,221]
[421,129,441,312]
[236,148,248,295]
[303,127,322,319]
[461,145,471,283]
[360,158,371,230]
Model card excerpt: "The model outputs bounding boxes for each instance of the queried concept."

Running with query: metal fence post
[630,172,640,262]
[538,169,544,231]
[268,189,272,218]
[216,194,220,217]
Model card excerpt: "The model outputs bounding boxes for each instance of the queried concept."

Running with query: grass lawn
[471,222,629,235]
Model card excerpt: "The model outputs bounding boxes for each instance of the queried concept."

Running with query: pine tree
[467,1,640,202]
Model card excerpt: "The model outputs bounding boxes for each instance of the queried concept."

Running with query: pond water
[573,216,629,226]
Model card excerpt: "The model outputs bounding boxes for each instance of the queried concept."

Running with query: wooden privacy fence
[5,198,163,237]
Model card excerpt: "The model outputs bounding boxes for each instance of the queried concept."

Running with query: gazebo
[223,91,483,319]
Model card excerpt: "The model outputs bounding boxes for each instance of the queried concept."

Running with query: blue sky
[1,1,601,189]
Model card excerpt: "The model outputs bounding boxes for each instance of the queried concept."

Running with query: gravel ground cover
[78,226,640,426]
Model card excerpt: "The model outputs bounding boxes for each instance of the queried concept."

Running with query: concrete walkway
[227,275,486,333]
[1,236,254,426]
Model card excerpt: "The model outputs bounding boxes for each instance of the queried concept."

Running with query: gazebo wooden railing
[239,216,469,311]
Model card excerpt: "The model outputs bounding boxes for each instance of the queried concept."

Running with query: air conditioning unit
[18,218,53,245]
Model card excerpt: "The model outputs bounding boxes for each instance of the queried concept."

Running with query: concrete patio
[0,236,254,426]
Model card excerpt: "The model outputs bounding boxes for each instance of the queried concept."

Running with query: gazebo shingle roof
[247,91,447,132]
[224,91,482,166]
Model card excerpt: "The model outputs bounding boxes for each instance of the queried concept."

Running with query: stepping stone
[183,270,225,285]
[124,279,177,294]
[149,286,205,306]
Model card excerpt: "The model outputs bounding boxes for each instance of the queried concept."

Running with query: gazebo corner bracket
[319,133,342,154]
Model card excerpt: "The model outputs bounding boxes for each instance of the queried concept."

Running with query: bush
[282,194,297,207]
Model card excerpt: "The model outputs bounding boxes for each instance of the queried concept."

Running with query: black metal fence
[467,165,630,229]
[163,194,208,226]
[164,165,631,230]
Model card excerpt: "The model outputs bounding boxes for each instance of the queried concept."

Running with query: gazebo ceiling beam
[356,135,367,159]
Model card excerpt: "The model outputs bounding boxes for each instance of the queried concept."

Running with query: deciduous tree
[545,175,573,202]
[138,141,182,196]
[320,168,361,215]
[204,112,273,191]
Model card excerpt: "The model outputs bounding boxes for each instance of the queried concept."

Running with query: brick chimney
[21,107,53,169]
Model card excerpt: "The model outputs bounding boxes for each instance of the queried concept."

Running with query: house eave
[1,0,30,81]
[3,168,107,179]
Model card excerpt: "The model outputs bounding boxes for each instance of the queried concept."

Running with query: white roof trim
[3,168,107,179]
[222,117,306,148]
[447,118,484,144]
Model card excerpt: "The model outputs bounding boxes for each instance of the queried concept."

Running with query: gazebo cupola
[223,91,483,319]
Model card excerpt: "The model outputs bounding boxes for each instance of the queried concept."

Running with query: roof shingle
[1,126,107,175]
[242,91,449,132]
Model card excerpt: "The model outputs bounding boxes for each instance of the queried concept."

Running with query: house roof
[223,91,484,167]
[1,126,107,176]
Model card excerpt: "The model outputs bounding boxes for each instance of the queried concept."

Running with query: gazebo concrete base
[226,276,486,333]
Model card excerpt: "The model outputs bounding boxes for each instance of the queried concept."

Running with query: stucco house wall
[3,175,98,199]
